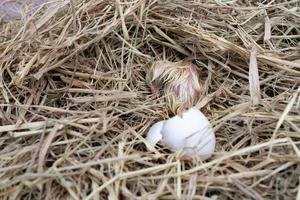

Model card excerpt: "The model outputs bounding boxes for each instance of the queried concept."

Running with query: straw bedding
[0,0,300,199]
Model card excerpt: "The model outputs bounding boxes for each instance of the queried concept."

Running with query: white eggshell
[161,107,215,159]
[146,120,165,146]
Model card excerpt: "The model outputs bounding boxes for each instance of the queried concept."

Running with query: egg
[146,107,215,159]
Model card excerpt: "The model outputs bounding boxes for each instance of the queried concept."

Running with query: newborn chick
[146,60,202,115]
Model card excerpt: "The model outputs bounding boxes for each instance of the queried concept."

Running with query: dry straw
[0,0,300,199]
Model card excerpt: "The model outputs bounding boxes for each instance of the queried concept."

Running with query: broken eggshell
[146,107,215,159]
[146,120,164,146]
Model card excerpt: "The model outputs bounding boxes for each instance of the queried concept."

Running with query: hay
[0,0,300,199]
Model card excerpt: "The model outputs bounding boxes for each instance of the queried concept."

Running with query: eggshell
[146,120,164,146]
[161,107,215,159]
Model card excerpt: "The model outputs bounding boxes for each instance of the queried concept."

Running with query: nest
[0,0,300,199]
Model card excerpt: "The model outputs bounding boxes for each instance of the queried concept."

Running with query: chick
[146,60,202,115]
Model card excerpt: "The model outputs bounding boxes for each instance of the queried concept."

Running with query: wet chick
[146,60,202,115]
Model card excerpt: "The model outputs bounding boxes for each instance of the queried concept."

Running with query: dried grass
[1,0,300,199]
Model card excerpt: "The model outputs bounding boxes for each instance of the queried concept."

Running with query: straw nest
[1,0,300,199]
